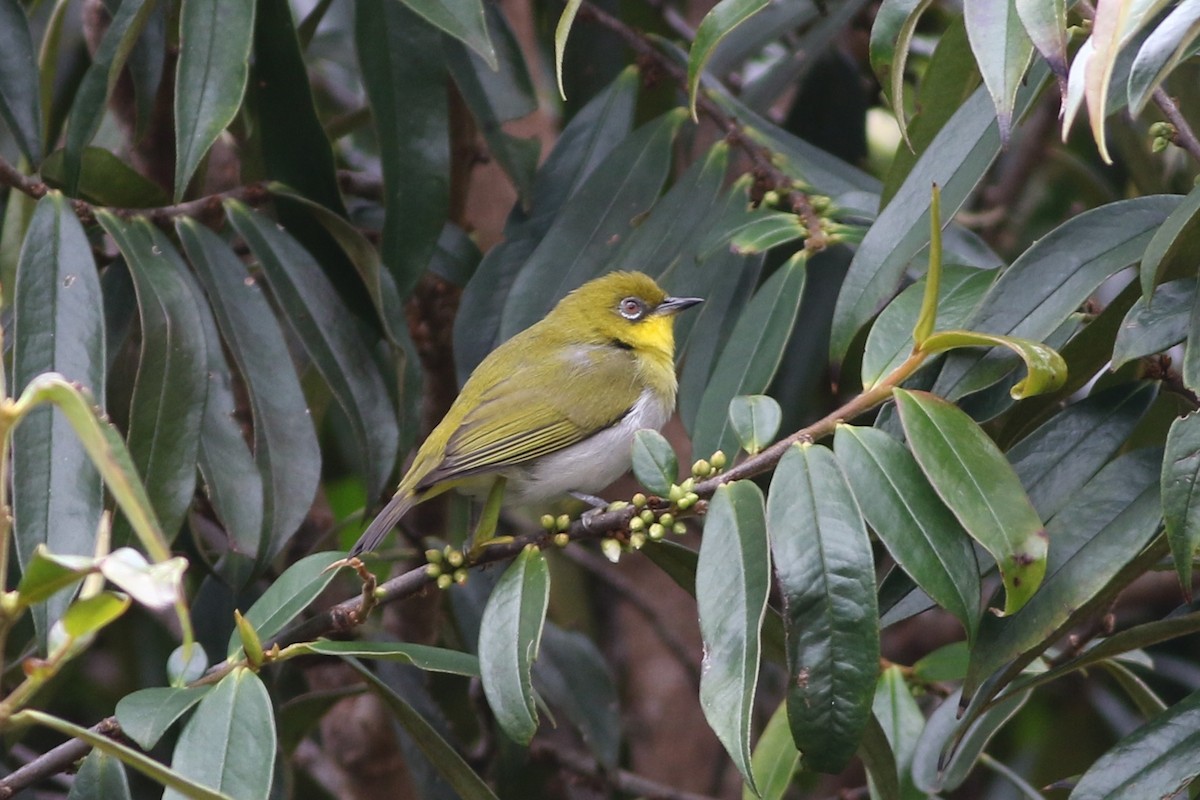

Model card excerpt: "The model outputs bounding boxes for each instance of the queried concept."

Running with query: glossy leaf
[728,212,808,255]
[698,481,769,793]
[40,147,171,207]
[12,193,106,639]
[174,0,254,200]
[859,713,902,800]
[478,546,550,745]
[934,195,1179,399]
[631,429,679,496]
[226,551,346,656]
[862,265,994,388]
[746,700,800,800]
[728,395,782,456]
[687,0,770,118]
[498,110,686,341]
[290,640,481,676]
[356,0,449,300]
[402,0,495,69]
[767,444,878,773]
[99,214,207,544]
[919,330,1067,399]
[1070,687,1200,799]
[164,668,275,800]
[869,0,934,147]
[871,665,925,800]
[67,751,132,800]
[226,201,398,499]
[693,253,806,458]
[178,218,321,564]
[14,709,230,800]
[116,686,213,750]
[1140,183,1200,301]
[894,389,1046,615]
[1015,0,1068,95]
[1164,412,1200,596]
[0,0,42,162]
[1113,279,1194,367]
[964,449,1163,699]
[1127,0,1200,113]
[834,425,980,642]
[963,0,1034,142]
[911,687,1028,793]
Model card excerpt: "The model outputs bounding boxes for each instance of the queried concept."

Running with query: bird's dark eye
[619,297,645,320]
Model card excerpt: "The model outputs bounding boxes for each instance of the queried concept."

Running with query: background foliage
[1,0,1199,797]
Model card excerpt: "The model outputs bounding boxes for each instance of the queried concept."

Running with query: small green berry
[629,516,645,532]
[629,532,647,550]
[556,514,571,532]
[680,477,695,493]
[648,523,665,540]
[1153,136,1169,153]
[553,532,570,548]
[601,538,622,563]
[677,496,693,511]
[673,521,688,535]
[453,569,468,585]
[607,500,629,512]
[541,514,557,530]
[710,450,727,470]
[425,549,443,563]
[632,493,647,508]
[436,574,453,590]
[425,563,442,578]
[692,459,711,478]
[446,549,464,568]
[668,484,685,502]
[640,509,655,524]
[658,513,674,528]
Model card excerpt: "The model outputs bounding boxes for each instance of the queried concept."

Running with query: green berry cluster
[424,546,468,589]
[1150,121,1177,153]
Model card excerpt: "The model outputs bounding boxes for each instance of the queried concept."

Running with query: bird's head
[550,271,703,358]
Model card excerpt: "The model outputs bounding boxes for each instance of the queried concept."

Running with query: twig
[0,719,115,799]
[530,742,722,800]
[1151,87,1200,166]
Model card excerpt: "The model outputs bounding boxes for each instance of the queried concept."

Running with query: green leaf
[894,389,1046,615]
[869,0,934,148]
[0,0,43,163]
[693,254,806,458]
[40,147,171,207]
[478,546,550,745]
[227,552,346,656]
[1099,659,1167,718]
[178,219,321,564]
[829,65,1048,363]
[356,0,449,300]
[401,0,495,69]
[1071,687,1200,799]
[919,330,1067,399]
[226,202,398,500]
[347,658,500,800]
[67,751,132,800]
[631,429,679,497]
[687,0,770,118]
[498,110,687,341]
[14,709,231,800]
[98,214,208,543]
[173,0,254,200]
[11,193,106,638]
[862,265,995,388]
[289,640,480,676]
[728,395,782,456]
[1015,0,1068,96]
[728,212,808,255]
[1140,183,1200,302]
[859,713,902,800]
[912,641,969,683]
[552,0,582,100]
[164,668,276,800]
[767,444,878,773]
[963,0,1034,142]
[698,481,769,794]
[910,687,1028,793]
[745,699,800,800]
[0,172,35,307]
[871,665,925,800]
[834,425,981,643]
[1113,278,1194,368]
[1164,412,1200,597]
[1083,0,1163,163]
[15,548,95,606]
[1127,1,1200,113]
[533,624,622,768]
[964,449,1163,700]
[934,195,1179,399]
[61,591,131,638]
[116,686,213,750]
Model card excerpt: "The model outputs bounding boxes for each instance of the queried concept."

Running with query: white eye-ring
[619,296,646,320]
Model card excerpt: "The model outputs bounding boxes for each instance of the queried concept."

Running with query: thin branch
[1151,87,1200,166]
[530,742,722,800]
[0,721,110,799]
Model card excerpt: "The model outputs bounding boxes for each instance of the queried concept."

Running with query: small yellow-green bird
[349,271,702,556]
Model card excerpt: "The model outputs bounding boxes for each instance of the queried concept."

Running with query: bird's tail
[349,490,418,557]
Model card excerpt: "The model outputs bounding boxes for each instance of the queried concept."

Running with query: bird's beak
[655,296,704,315]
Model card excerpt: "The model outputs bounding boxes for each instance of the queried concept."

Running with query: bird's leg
[570,491,610,531]
[468,476,512,557]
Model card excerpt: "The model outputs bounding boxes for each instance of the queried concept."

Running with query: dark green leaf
[12,193,106,640]
[290,640,481,676]
[173,0,254,200]
[693,254,806,458]
[357,0,449,300]
[498,110,686,340]
[631,429,678,496]
[963,0,1034,142]
[895,389,1046,615]
[872,665,925,800]
[98,214,207,544]
[1015,0,1068,95]
[1164,412,1200,596]
[767,444,878,773]
[534,624,622,768]
[728,395,782,456]
[67,750,132,800]
[40,147,171,207]
[0,0,42,162]
[478,546,550,745]
[226,201,398,500]
[911,687,1028,793]
[1071,687,1200,799]
[869,0,934,147]
[1113,279,1194,368]
[165,668,275,800]
[698,481,769,793]
[402,0,494,68]
[834,425,980,642]
[935,195,1180,399]
[686,0,770,118]
[177,218,321,564]
[227,551,347,656]
[746,700,799,800]
[1141,184,1200,301]
[1127,1,1200,114]
[859,713,901,800]
[116,686,213,750]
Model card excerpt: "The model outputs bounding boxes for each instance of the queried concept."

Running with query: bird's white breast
[508,388,673,502]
